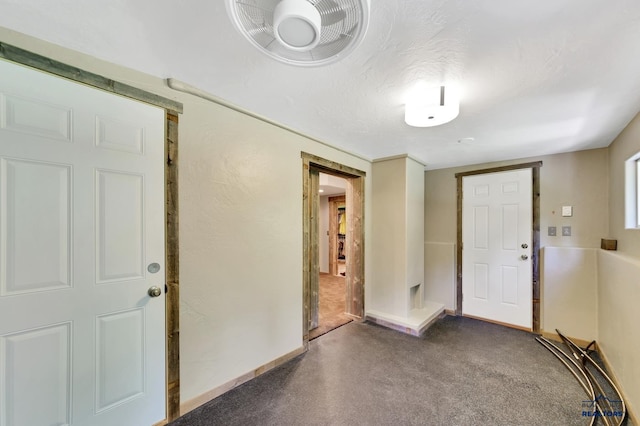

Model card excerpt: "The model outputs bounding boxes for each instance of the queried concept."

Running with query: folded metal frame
[536,336,597,426]
[556,329,626,426]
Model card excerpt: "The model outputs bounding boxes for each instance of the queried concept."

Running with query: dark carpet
[169,316,608,426]
[309,273,353,340]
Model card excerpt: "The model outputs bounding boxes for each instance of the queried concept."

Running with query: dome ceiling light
[405,85,460,127]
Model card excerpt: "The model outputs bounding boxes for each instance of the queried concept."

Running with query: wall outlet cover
[562,226,572,236]
[562,206,573,217]
[548,226,557,236]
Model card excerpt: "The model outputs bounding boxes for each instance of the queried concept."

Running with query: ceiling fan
[226,0,370,66]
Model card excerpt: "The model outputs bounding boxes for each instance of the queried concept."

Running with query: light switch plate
[562,206,573,217]
[548,226,557,236]
[562,226,572,236]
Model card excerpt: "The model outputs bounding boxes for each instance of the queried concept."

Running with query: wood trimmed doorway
[302,153,365,348]
[455,161,542,333]
[0,43,183,424]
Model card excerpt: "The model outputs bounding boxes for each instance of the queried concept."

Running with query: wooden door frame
[455,161,542,333]
[0,43,183,423]
[328,195,346,276]
[302,153,365,348]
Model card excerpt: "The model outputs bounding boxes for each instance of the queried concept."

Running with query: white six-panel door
[462,169,532,329]
[0,59,166,426]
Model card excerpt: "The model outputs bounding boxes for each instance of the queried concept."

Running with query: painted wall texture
[371,158,409,315]
[599,111,640,417]
[406,157,426,307]
[540,247,597,340]
[608,112,640,257]
[176,100,372,404]
[597,251,640,419]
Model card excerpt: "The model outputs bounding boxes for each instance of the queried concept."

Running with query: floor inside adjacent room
[169,316,627,426]
[308,273,353,340]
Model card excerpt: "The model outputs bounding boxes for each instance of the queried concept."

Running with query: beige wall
[371,157,408,315]
[178,101,372,404]
[598,251,640,419]
[370,155,425,317]
[406,157,426,305]
[0,29,373,407]
[540,247,597,341]
[424,242,456,310]
[608,112,640,256]
[599,111,640,418]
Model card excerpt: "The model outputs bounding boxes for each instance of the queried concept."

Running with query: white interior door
[462,169,532,329]
[0,59,166,426]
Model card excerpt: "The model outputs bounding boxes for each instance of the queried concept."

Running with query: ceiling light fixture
[405,85,460,127]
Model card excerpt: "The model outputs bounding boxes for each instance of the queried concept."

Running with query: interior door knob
[148,286,162,297]
[520,254,529,260]
[521,243,528,249]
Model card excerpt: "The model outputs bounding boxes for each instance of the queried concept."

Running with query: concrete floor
[169,316,614,426]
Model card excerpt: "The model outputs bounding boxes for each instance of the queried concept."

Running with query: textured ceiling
[2,0,640,169]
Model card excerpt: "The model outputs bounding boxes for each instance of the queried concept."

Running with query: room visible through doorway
[309,173,353,339]
[301,152,365,346]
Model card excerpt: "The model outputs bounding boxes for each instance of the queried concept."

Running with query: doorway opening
[309,174,353,339]
[455,162,542,333]
[302,153,365,347]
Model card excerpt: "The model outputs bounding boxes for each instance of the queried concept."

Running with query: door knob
[148,286,162,297]
[520,254,529,260]
[521,243,528,249]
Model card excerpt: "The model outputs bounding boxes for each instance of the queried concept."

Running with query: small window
[625,152,640,229]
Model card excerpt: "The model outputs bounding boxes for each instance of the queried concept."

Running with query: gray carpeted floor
[169,316,619,426]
